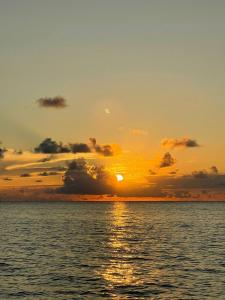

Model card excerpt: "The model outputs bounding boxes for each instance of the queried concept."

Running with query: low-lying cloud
[161,138,200,149]
[37,96,67,109]
[192,166,220,179]
[61,159,116,194]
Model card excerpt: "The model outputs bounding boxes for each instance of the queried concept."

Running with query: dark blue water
[0,201,225,299]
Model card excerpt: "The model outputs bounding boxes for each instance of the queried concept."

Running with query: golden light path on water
[99,202,144,298]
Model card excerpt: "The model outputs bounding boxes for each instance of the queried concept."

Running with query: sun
[116,174,124,182]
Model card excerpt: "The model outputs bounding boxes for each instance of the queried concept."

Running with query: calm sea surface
[0,201,225,299]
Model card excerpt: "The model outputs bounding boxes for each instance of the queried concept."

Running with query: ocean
[0,201,225,299]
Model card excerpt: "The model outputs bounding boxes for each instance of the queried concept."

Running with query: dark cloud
[89,138,97,146]
[70,143,91,154]
[149,169,157,175]
[192,170,208,179]
[0,143,7,159]
[35,138,119,156]
[39,171,58,176]
[35,138,71,154]
[38,155,55,163]
[159,152,176,168]
[37,96,67,109]
[49,171,59,175]
[146,170,225,191]
[169,171,177,175]
[89,138,118,156]
[20,173,32,177]
[60,158,116,194]
[95,145,114,156]
[39,172,49,177]
[35,138,61,154]
[14,150,23,155]
[3,177,12,181]
[189,171,225,188]
[192,166,219,179]
[0,148,4,159]
[210,166,218,174]
[161,138,200,149]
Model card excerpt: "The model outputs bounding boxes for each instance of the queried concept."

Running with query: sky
[0,0,225,192]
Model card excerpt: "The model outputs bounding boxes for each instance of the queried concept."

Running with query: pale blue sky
[0,0,225,169]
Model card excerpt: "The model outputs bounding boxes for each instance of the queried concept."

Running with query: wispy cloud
[161,137,200,149]
[104,108,111,114]
[1,136,121,172]
[5,152,94,171]
[130,129,148,136]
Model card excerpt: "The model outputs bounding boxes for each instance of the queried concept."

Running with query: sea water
[0,201,225,299]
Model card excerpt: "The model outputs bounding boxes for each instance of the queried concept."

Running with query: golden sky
[0,1,225,193]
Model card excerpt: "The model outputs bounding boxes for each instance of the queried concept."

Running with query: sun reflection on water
[100,202,143,293]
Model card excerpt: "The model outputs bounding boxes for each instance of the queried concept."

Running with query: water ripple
[0,201,225,299]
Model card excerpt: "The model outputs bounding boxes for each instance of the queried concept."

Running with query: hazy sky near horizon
[0,0,225,171]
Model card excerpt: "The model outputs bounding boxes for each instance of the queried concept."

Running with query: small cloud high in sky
[37,96,67,109]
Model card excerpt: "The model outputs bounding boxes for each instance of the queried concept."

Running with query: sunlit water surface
[0,201,225,299]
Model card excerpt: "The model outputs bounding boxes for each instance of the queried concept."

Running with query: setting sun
[116,174,124,182]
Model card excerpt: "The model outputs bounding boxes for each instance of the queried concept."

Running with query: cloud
[192,170,208,179]
[130,129,148,136]
[38,155,55,163]
[0,143,7,159]
[35,138,73,154]
[169,170,178,175]
[70,143,91,154]
[35,138,120,156]
[192,166,219,179]
[35,138,63,154]
[89,138,120,156]
[1,145,97,173]
[146,168,225,191]
[104,108,111,114]
[149,169,157,175]
[95,145,114,156]
[161,138,200,149]
[0,148,5,159]
[159,152,176,168]
[37,96,67,109]
[20,173,32,177]
[39,171,59,176]
[60,158,116,194]
[210,166,218,174]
